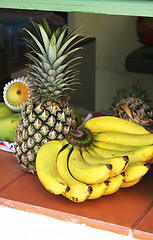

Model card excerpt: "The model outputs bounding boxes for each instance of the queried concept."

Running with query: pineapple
[110,82,153,127]
[14,19,84,174]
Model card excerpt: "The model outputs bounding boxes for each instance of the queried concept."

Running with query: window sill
[0,149,153,239]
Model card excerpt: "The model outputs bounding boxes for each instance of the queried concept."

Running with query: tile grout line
[0,172,27,193]
[130,200,153,230]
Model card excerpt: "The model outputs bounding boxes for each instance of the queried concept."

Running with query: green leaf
[63,25,83,44]
[24,28,47,58]
[55,25,67,40]
[43,62,52,73]
[48,69,56,77]
[57,34,80,58]
[35,52,50,64]
[56,27,68,52]
[25,53,41,67]
[52,55,67,70]
[31,21,42,40]
[42,18,52,39]
[48,33,57,64]
[39,24,50,53]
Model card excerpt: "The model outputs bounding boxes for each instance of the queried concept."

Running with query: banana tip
[107,164,112,170]
[88,186,93,194]
[144,163,151,169]
[123,156,129,163]
[65,186,70,192]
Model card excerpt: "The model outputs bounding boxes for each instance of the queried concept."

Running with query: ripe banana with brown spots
[88,143,153,164]
[103,173,125,195]
[68,146,112,184]
[80,147,129,177]
[123,163,150,183]
[56,144,92,202]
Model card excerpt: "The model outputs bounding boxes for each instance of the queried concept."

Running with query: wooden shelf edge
[1,0,153,17]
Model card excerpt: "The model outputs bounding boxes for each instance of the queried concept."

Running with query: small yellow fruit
[3,76,30,112]
[0,102,14,118]
[6,82,29,106]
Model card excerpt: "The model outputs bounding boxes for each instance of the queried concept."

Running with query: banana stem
[65,128,93,147]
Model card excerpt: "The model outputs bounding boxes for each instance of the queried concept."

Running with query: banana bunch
[36,116,153,203]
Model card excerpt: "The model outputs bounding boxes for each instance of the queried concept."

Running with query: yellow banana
[121,179,141,188]
[93,132,153,147]
[124,163,150,183]
[88,181,108,200]
[89,143,153,164]
[92,140,139,152]
[68,146,112,184]
[103,173,125,195]
[36,139,69,195]
[84,116,149,134]
[56,144,92,202]
[84,146,100,158]
[81,147,129,177]
[89,143,130,158]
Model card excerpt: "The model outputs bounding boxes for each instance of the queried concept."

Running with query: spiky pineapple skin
[112,97,153,126]
[110,82,153,127]
[14,100,75,173]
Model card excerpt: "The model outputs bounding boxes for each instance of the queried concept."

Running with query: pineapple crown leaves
[24,19,86,102]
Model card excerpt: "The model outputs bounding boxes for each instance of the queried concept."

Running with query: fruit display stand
[0,149,152,240]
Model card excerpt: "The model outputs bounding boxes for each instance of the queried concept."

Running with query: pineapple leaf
[31,21,42,40]
[39,24,50,53]
[48,33,57,64]
[24,28,47,58]
[23,37,40,53]
[35,52,50,64]
[42,18,52,39]
[42,62,52,73]
[66,62,81,71]
[41,72,48,79]
[25,53,42,68]
[56,27,68,52]
[48,69,56,77]
[47,75,55,83]
[65,47,83,58]
[57,34,80,58]
[55,73,65,80]
[55,27,61,41]
[65,36,87,54]
[52,55,67,69]
[62,25,83,44]
[55,25,67,40]
[48,86,56,92]
[56,64,67,75]
[28,71,43,80]
[64,56,82,68]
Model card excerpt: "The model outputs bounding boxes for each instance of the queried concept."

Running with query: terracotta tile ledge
[0,150,153,239]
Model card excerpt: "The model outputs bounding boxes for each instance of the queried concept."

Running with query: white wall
[68,13,153,111]
[0,205,136,240]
